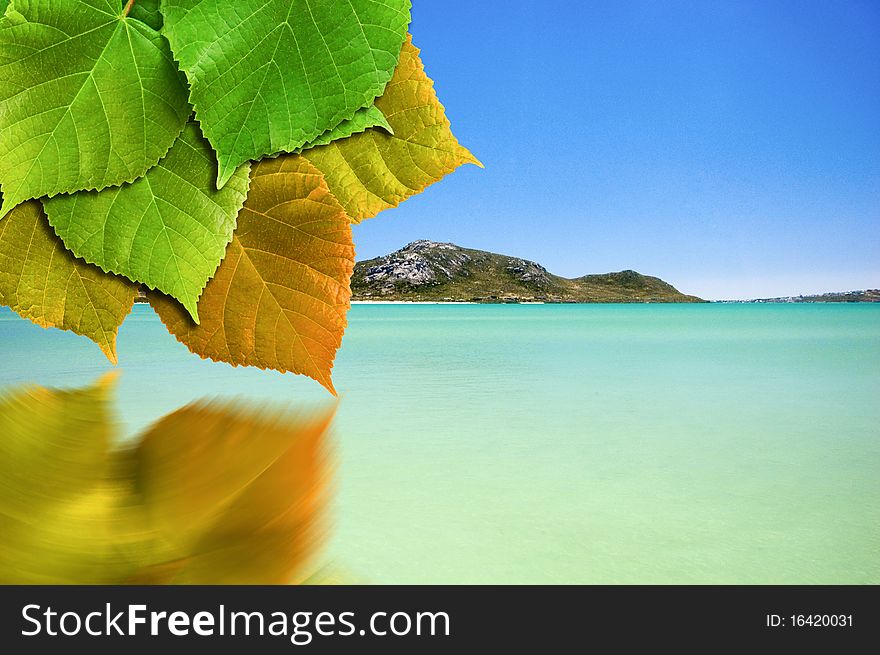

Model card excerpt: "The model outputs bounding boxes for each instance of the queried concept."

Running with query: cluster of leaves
[0,375,334,584]
[0,1,479,392]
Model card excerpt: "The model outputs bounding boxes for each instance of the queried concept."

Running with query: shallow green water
[1,303,878,583]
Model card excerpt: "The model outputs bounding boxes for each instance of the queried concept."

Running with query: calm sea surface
[1,303,878,583]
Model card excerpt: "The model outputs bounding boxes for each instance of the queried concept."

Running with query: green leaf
[303,37,482,223]
[0,200,137,363]
[43,123,250,323]
[296,105,392,154]
[0,0,190,216]
[126,0,163,30]
[160,0,412,188]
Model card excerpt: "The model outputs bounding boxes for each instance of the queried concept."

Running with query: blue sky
[352,0,880,300]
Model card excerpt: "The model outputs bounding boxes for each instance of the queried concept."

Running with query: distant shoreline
[351,299,880,305]
[346,301,880,305]
[351,300,480,305]
[132,297,879,306]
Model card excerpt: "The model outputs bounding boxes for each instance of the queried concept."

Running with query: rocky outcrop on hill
[352,241,704,303]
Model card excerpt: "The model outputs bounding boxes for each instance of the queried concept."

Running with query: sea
[1,303,878,584]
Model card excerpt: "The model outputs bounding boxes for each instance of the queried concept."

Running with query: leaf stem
[122,0,137,18]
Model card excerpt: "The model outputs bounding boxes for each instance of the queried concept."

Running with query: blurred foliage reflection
[0,374,334,584]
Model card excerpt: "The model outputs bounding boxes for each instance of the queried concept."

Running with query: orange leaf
[132,401,335,585]
[150,156,354,393]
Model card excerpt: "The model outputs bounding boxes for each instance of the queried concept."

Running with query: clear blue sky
[352,0,880,300]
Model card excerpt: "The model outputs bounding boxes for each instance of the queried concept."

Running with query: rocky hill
[351,241,704,303]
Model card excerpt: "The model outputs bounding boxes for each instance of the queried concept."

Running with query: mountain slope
[352,241,704,303]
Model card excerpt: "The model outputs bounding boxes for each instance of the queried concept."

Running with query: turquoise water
[1,303,878,583]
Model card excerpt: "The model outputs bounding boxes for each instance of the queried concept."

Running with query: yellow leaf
[0,201,137,363]
[303,36,482,223]
[151,156,354,393]
[0,375,115,523]
[0,375,134,584]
